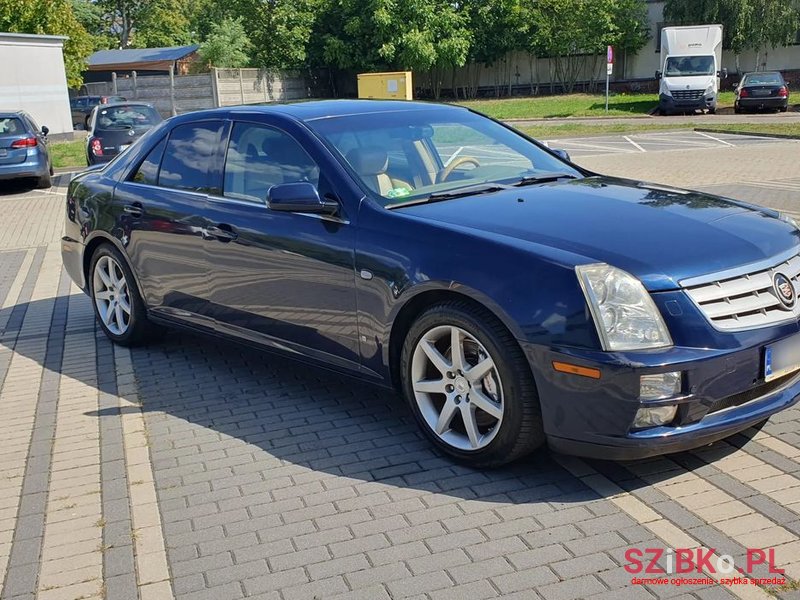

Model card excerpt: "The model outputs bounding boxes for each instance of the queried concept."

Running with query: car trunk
[742,84,782,98]
[0,118,30,166]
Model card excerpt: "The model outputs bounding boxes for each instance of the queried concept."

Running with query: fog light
[633,405,678,428]
[640,372,681,400]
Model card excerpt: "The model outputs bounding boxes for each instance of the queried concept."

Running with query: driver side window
[223,122,320,203]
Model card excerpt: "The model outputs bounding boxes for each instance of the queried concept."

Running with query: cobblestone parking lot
[1,134,800,600]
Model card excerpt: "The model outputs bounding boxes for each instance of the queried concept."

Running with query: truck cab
[656,25,726,115]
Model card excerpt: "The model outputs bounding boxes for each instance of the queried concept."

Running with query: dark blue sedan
[61,100,800,466]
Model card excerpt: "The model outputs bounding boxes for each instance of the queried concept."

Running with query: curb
[694,128,800,140]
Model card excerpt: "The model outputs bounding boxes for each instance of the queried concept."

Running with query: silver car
[0,110,53,188]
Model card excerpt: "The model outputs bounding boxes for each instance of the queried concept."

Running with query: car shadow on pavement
[1,297,748,509]
[0,173,71,197]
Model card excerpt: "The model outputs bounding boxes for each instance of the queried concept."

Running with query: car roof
[179,100,469,124]
[0,110,28,120]
[742,71,783,77]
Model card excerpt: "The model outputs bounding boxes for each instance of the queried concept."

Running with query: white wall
[0,33,73,135]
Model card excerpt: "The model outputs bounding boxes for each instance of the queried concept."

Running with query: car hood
[664,75,713,90]
[398,176,799,291]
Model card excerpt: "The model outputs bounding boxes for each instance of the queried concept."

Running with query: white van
[656,25,727,115]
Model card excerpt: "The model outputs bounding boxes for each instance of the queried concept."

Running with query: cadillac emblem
[773,272,796,309]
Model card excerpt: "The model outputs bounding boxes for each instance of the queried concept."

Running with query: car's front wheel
[90,244,160,346]
[401,301,544,467]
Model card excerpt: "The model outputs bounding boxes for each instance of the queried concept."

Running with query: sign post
[606,45,613,112]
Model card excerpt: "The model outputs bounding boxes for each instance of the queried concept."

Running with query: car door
[113,120,226,329]
[202,119,360,369]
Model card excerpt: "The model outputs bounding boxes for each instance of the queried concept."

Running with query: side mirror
[655,71,662,80]
[267,182,338,215]
[717,68,728,79]
[41,126,49,136]
[553,149,571,162]
[733,82,739,89]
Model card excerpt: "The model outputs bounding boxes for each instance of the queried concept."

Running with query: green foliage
[0,0,94,88]
[131,0,194,48]
[316,0,471,72]
[198,17,251,68]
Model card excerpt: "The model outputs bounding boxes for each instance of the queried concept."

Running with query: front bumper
[659,93,716,113]
[524,319,800,460]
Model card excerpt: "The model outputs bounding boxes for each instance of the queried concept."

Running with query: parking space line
[623,136,646,153]
[695,131,736,147]
[551,140,636,153]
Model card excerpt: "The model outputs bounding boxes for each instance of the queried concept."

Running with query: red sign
[607,45,614,63]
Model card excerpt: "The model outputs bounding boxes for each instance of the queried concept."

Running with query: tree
[664,0,800,70]
[314,0,471,97]
[0,0,94,88]
[131,0,194,48]
[199,17,251,68]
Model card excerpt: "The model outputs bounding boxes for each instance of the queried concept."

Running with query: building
[84,44,200,83]
[0,32,73,136]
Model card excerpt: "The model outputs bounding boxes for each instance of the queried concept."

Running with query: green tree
[131,0,194,48]
[198,17,251,67]
[315,0,471,97]
[0,0,94,88]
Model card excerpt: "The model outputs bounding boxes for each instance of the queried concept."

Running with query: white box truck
[656,25,727,115]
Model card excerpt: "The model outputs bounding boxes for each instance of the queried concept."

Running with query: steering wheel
[437,156,481,183]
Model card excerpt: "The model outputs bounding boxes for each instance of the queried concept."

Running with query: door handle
[123,202,143,217]
[205,224,238,241]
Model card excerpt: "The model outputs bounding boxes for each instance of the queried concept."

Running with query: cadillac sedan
[61,100,800,467]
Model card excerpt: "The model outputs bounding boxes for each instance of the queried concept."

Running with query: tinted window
[0,118,25,138]
[223,122,320,203]
[158,122,224,194]
[131,137,167,185]
[93,105,162,133]
[742,73,783,86]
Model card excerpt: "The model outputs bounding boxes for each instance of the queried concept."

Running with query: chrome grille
[672,89,704,100]
[682,253,800,331]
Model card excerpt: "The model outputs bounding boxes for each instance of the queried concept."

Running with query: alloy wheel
[410,325,504,451]
[93,255,131,335]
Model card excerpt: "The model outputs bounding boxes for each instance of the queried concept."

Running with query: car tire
[89,244,161,346]
[780,106,788,113]
[400,300,545,467]
[36,172,52,189]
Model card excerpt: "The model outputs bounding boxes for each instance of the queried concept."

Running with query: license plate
[0,149,6,157]
[119,144,131,152]
[765,334,800,382]
[753,89,771,97]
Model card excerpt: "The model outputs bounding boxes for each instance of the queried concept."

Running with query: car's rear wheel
[401,301,544,467]
[90,244,160,346]
[36,172,51,189]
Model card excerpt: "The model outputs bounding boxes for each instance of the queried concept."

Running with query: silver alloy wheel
[93,255,131,336]
[411,325,504,451]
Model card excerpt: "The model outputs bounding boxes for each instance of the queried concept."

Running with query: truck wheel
[400,300,545,468]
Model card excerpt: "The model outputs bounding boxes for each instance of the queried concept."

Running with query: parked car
[0,110,52,189]
[61,101,800,467]
[734,71,790,113]
[86,103,162,166]
[70,95,126,130]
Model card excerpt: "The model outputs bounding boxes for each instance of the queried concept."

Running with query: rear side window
[0,118,25,138]
[131,137,167,185]
[158,122,224,194]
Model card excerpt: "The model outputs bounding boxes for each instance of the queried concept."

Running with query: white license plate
[0,149,7,157]
[119,144,131,152]
[753,90,771,97]
[765,335,800,382]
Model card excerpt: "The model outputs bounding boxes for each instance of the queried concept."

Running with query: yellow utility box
[357,71,413,100]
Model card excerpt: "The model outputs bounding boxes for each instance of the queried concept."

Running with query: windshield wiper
[514,172,578,187]
[386,183,510,209]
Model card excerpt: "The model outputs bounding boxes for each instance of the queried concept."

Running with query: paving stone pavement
[0,138,799,600]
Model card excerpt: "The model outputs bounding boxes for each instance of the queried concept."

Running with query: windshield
[664,55,715,77]
[308,108,580,206]
[94,105,162,132]
[741,73,783,86]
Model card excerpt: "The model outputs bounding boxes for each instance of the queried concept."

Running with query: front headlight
[576,263,673,351]
[705,83,715,95]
